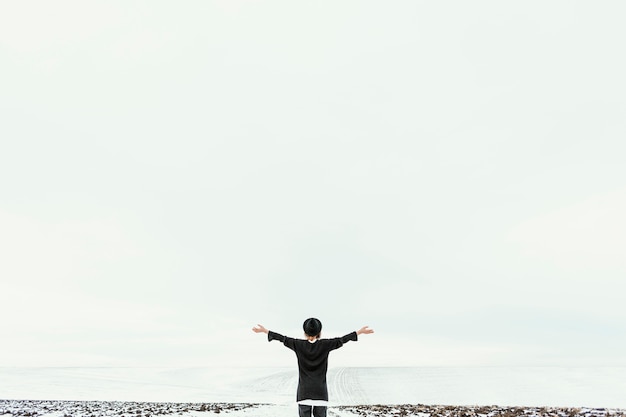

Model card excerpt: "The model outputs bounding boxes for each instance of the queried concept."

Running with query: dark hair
[303,317,322,337]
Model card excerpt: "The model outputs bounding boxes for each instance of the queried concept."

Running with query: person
[252,318,374,417]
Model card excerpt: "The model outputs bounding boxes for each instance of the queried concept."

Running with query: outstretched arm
[252,324,268,334]
[357,326,374,336]
[335,325,374,348]
[253,324,292,348]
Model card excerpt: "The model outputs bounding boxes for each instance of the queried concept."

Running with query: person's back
[253,318,374,417]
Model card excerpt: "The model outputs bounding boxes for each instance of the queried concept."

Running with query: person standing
[252,318,374,417]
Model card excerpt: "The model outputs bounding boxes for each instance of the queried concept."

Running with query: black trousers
[298,404,327,417]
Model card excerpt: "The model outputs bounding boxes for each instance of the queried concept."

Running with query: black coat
[268,330,358,401]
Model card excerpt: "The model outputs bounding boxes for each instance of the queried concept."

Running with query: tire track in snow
[329,367,369,406]
[235,367,369,409]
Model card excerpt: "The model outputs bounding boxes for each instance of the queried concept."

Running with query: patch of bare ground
[336,404,626,417]
[0,400,256,417]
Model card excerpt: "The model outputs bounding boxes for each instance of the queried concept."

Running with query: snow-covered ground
[2,366,626,413]
[1,399,625,417]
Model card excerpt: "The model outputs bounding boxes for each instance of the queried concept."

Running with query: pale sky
[1,1,625,369]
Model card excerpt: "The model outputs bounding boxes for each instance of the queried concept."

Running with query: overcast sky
[1,1,625,369]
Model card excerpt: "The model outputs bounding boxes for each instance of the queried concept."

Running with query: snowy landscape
[3,2,626,417]
[2,367,626,417]
[3,399,626,417]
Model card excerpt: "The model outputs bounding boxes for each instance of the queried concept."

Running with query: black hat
[303,318,322,337]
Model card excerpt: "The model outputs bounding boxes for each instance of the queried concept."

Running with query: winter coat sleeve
[268,330,296,350]
[326,331,358,351]
[268,330,285,343]
[341,331,358,343]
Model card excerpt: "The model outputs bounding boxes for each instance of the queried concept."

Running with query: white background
[1,1,625,368]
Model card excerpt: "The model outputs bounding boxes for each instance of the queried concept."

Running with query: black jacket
[268,330,358,401]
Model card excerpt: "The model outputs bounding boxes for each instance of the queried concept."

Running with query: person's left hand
[252,324,268,334]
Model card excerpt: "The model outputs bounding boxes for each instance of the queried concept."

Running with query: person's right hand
[357,326,374,335]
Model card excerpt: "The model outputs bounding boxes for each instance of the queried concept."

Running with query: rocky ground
[336,404,626,417]
[0,400,254,417]
[1,401,625,417]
